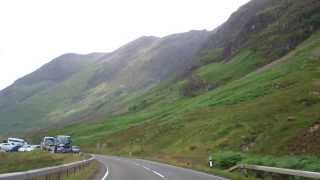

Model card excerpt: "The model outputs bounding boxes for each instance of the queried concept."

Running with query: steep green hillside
[41,30,320,161]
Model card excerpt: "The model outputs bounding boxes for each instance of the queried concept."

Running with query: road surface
[94,155,227,180]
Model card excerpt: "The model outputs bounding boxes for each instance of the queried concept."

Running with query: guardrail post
[58,172,61,180]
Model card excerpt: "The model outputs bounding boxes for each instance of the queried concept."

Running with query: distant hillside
[0,53,107,132]
[0,53,105,110]
[0,31,210,133]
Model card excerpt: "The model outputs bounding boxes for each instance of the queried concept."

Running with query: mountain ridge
[0,30,210,133]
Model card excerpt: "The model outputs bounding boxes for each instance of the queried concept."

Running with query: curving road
[94,155,227,180]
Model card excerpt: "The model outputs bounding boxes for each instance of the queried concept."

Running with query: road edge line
[101,167,109,180]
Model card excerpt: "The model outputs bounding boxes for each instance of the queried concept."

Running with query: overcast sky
[0,0,250,90]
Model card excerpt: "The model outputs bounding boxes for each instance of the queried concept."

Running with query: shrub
[211,151,320,173]
[180,75,208,97]
[242,156,277,167]
[212,151,243,168]
[231,153,320,173]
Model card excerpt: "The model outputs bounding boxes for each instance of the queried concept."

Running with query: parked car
[72,146,80,153]
[0,143,19,152]
[7,138,26,147]
[18,145,35,152]
[55,135,72,153]
[41,137,56,151]
[0,143,12,152]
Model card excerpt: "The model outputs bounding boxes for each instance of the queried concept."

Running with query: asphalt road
[94,155,227,180]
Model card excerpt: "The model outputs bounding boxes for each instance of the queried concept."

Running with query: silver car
[72,146,80,153]
[18,145,36,152]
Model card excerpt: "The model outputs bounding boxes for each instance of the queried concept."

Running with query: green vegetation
[0,151,84,173]
[197,51,265,87]
[212,151,243,169]
[212,151,320,172]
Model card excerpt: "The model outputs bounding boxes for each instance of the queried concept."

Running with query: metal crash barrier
[0,155,94,180]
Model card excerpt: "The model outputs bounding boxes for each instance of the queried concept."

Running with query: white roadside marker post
[208,155,213,168]
[209,161,213,168]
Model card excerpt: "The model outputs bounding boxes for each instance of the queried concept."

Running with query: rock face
[200,0,320,61]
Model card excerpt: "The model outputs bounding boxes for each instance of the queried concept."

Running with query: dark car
[55,135,72,153]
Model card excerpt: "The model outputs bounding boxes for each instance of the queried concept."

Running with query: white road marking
[102,167,109,180]
[152,170,166,179]
[138,164,167,179]
[135,163,141,166]
[114,158,167,179]
[142,166,151,171]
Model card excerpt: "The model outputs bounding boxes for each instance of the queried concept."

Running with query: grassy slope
[0,151,83,173]
[37,30,320,178]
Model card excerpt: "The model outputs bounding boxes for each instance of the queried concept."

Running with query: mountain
[0,53,107,104]
[32,0,320,167]
[0,53,108,132]
[0,30,210,133]
[2,0,320,169]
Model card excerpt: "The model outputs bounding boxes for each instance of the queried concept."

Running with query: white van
[7,138,26,147]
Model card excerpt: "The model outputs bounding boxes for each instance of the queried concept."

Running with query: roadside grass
[64,160,100,180]
[212,151,320,172]
[140,153,257,180]
[0,151,84,174]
